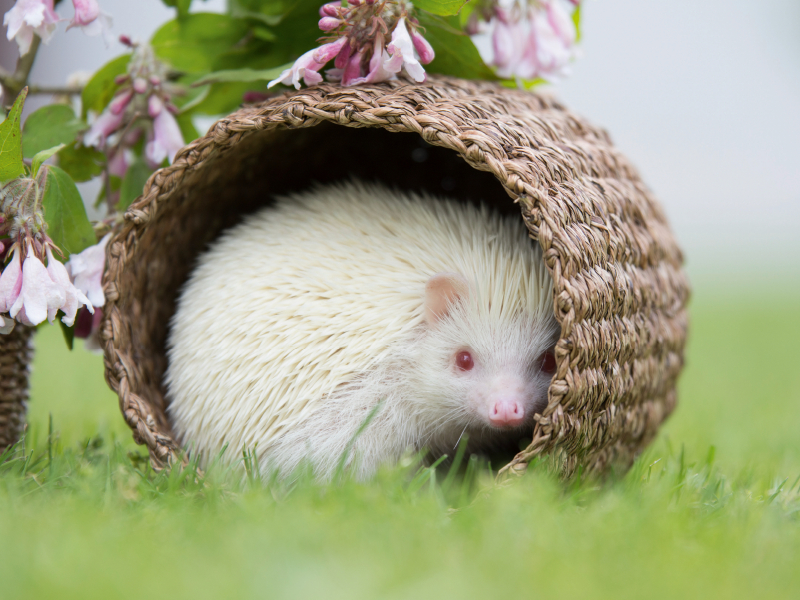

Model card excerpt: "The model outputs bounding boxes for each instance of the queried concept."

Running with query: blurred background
[3,0,798,284]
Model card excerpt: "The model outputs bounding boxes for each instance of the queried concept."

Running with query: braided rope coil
[0,326,33,451]
[100,76,689,475]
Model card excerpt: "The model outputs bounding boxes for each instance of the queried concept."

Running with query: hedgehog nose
[489,399,524,428]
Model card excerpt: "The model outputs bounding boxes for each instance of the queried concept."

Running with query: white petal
[0,315,15,335]
[0,249,23,313]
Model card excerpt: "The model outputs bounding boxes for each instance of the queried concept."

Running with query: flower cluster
[269,0,434,90]
[3,0,112,55]
[84,38,185,190]
[468,0,579,82]
[0,171,106,333]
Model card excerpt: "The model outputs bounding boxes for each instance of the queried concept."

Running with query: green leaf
[414,0,469,17]
[82,54,131,118]
[192,66,288,87]
[57,144,105,183]
[94,174,121,209]
[151,13,251,73]
[118,159,153,211]
[418,14,497,81]
[31,144,66,178]
[42,166,96,257]
[59,319,75,351]
[229,0,284,22]
[22,104,86,158]
[0,88,28,183]
[162,0,194,17]
[500,77,546,91]
[572,4,582,43]
[229,5,282,27]
[187,81,256,116]
[176,112,200,144]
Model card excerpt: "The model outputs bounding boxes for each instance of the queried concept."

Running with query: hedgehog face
[412,273,558,446]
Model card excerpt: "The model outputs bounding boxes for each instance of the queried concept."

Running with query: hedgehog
[165,181,559,481]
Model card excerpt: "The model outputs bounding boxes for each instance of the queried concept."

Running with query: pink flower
[386,18,428,82]
[339,46,367,85]
[521,1,576,81]
[9,244,65,326]
[68,0,98,27]
[3,0,59,55]
[318,16,341,31]
[145,108,184,165]
[66,234,110,308]
[147,93,163,118]
[68,0,112,43]
[268,38,347,90]
[319,2,339,17]
[132,77,148,94]
[350,34,400,86]
[84,108,124,148]
[472,0,578,83]
[269,5,434,90]
[0,248,23,314]
[491,10,526,78]
[46,247,92,326]
[410,27,435,65]
[107,147,130,179]
[109,88,133,115]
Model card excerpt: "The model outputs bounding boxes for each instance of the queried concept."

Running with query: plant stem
[1,36,42,109]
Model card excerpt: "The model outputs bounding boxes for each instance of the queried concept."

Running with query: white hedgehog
[166,181,558,481]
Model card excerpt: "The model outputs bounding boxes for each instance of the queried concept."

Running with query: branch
[26,85,83,96]
[2,36,42,108]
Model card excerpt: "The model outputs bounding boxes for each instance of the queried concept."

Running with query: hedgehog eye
[455,350,474,372]
[539,350,556,374]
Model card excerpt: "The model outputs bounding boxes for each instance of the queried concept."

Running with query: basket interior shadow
[102,77,690,477]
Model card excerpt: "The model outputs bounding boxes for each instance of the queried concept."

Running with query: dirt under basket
[100,76,690,477]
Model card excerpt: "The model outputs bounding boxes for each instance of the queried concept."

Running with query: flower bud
[133,77,148,94]
[410,29,435,64]
[84,109,124,148]
[319,2,340,17]
[319,17,342,31]
[109,89,133,115]
[148,94,164,118]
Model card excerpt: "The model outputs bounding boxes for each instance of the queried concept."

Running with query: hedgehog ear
[424,272,469,326]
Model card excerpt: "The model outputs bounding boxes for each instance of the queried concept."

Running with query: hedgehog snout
[488,397,525,428]
[479,373,534,429]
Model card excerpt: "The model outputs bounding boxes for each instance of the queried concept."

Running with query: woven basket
[0,326,33,451]
[101,76,689,477]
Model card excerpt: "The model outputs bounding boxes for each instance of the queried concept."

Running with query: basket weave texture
[0,326,33,450]
[101,76,690,476]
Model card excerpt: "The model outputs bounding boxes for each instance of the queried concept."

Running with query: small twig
[26,85,83,96]
[2,36,42,108]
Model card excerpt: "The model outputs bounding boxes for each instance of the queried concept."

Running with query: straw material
[101,76,690,475]
[0,326,33,450]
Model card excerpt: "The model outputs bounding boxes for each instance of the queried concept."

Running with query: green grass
[2,283,799,599]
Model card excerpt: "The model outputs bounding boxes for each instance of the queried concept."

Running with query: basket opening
[124,122,541,450]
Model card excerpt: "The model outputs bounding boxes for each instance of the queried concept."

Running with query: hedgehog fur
[165,181,558,480]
